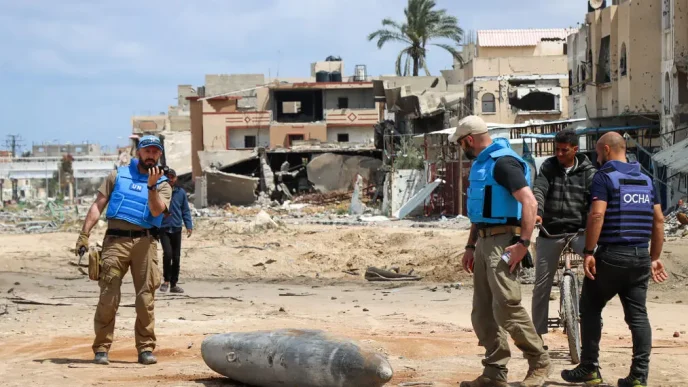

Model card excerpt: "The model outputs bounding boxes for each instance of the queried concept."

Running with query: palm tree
[368,0,464,76]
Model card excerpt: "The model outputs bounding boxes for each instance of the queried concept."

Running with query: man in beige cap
[451,115,550,387]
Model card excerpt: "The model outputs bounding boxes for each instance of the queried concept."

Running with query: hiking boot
[93,352,109,365]
[159,283,169,292]
[459,375,509,387]
[521,361,552,387]
[170,285,184,294]
[137,351,157,365]
[561,364,604,385]
[617,375,647,387]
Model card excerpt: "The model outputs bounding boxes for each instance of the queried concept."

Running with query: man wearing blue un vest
[562,132,669,387]
[74,135,172,367]
[451,115,550,387]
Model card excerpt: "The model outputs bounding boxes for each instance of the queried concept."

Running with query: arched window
[482,93,496,113]
[620,43,627,77]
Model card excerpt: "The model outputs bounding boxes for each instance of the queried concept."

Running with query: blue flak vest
[597,160,654,247]
[467,137,532,224]
[105,159,168,229]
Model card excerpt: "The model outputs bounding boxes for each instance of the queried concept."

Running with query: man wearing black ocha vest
[561,131,669,387]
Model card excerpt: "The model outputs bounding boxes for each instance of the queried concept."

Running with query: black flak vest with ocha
[598,160,654,247]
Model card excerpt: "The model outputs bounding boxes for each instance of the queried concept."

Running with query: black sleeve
[493,156,528,193]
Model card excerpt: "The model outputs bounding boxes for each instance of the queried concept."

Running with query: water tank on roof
[331,71,342,82]
[316,71,330,83]
[354,65,367,81]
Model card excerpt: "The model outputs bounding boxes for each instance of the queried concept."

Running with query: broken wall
[198,150,257,171]
[205,170,258,206]
[472,79,568,124]
[306,153,382,193]
[161,131,193,176]
[391,169,427,218]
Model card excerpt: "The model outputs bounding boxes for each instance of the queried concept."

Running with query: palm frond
[432,43,465,67]
[368,29,412,49]
[395,47,412,76]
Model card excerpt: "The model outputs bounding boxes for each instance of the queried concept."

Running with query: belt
[478,226,521,238]
[597,244,649,254]
[106,228,159,238]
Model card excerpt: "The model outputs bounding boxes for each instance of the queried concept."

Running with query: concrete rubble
[664,205,688,239]
[205,169,259,207]
[306,153,382,193]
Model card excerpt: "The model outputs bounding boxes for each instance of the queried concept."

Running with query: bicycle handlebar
[536,223,585,239]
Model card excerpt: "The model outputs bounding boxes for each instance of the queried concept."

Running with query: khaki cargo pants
[472,232,549,382]
[92,235,161,354]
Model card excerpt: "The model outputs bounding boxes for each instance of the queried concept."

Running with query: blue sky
[0,0,583,154]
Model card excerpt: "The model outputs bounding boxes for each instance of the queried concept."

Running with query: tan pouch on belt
[88,247,102,281]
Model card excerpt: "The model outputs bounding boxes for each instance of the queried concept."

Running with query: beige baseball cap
[448,115,488,143]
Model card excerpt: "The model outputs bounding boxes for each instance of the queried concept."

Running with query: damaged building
[182,59,383,207]
[566,0,665,204]
[373,72,466,135]
[652,0,688,207]
[464,29,575,125]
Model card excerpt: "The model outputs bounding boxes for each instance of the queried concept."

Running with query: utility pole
[4,134,24,201]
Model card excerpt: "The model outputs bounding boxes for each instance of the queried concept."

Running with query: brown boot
[459,375,509,387]
[520,361,552,387]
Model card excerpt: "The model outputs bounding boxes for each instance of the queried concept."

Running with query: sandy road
[1,224,688,386]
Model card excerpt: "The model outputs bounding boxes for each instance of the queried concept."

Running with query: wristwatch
[517,238,531,248]
[583,248,595,255]
[465,244,476,251]
[147,185,156,191]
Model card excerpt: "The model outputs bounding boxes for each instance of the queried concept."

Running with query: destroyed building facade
[186,60,381,181]
[566,0,665,204]
[654,0,688,207]
[463,29,575,125]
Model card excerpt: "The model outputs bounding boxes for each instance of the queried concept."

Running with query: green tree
[367,0,464,76]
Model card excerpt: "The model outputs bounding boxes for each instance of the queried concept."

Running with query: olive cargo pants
[92,235,161,354]
[472,232,549,382]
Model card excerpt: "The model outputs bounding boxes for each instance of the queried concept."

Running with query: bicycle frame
[537,225,585,283]
[537,224,585,364]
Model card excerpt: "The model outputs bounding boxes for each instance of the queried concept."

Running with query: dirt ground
[1,219,688,386]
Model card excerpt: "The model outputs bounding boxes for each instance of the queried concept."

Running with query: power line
[5,134,23,157]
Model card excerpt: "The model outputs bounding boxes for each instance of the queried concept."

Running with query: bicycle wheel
[561,274,582,364]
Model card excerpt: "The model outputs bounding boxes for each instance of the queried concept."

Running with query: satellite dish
[589,0,605,10]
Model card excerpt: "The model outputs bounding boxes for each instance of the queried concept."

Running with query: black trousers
[580,245,652,383]
[160,229,183,287]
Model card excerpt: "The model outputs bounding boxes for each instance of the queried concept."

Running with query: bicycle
[536,224,585,364]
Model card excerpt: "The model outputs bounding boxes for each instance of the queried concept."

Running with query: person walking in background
[159,168,193,294]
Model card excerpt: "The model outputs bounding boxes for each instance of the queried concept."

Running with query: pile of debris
[664,206,688,239]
